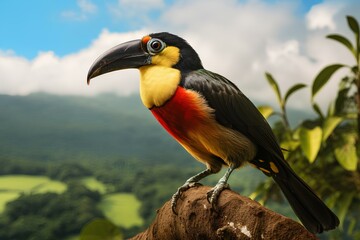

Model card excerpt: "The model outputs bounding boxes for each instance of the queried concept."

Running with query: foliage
[0,182,103,240]
[48,163,92,181]
[256,15,360,239]
[80,219,123,240]
[0,157,201,239]
[0,157,48,176]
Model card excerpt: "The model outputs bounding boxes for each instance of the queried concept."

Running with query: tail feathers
[273,171,339,234]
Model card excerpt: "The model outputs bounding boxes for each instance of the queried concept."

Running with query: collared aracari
[87,32,339,234]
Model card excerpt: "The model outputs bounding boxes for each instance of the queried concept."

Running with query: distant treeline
[0,156,202,239]
[0,93,189,165]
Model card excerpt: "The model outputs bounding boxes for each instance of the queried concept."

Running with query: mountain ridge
[0,93,189,163]
[0,93,312,164]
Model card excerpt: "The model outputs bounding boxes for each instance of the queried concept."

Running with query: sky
[0,0,359,111]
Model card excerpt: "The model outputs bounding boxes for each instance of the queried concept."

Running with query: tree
[0,182,104,240]
[256,15,360,239]
[47,163,92,181]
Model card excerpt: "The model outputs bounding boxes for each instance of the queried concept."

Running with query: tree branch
[130,186,318,240]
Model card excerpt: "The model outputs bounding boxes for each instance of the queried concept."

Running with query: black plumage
[181,68,339,233]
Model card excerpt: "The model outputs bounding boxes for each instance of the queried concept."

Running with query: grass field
[98,193,143,228]
[0,175,144,231]
[81,177,107,194]
[0,175,67,193]
[0,175,67,212]
[0,192,19,212]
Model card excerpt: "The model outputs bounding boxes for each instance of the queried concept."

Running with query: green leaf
[250,179,274,204]
[284,83,307,105]
[322,116,343,142]
[335,87,351,115]
[265,72,282,107]
[281,139,300,151]
[325,191,341,209]
[312,103,324,119]
[281,140,300,159]
[347,16,360,35]
[80,219,123,240]
[348,217,357,235]
[334,134,358,171]
[257,105,274,119]
[299,126,322,163]
[351,66,359,75]
[327,34,356,58]
[327,100,335,117]
[346,16,360,62]
[312,64,345,99]
[337,192,355,228]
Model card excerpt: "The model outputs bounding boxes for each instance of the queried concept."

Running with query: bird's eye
[147,38,166,55]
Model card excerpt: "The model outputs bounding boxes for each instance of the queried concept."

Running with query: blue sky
[0,0,166,58]
[0,0,322,59]
[0,0,359,110]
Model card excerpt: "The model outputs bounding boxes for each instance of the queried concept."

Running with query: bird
[87,32,339,234]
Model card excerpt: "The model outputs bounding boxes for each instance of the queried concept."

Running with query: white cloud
[78,0,97,13]
[306,2,344,30]
[61,0,98,21]
[1,0,359,112]
[0,29,148,96]
[118,0,164,9]
[109,0,164,21]
[155,0,357,111]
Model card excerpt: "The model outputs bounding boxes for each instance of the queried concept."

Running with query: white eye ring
[147,38,166,55]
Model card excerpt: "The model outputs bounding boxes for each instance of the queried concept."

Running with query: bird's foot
[206,181,230,211]
[171,182,202,214]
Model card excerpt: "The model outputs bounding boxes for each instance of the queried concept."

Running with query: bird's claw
[171,182,202,214]
[206,181,230,211]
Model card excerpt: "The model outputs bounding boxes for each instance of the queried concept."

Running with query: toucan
[87,32,339,234]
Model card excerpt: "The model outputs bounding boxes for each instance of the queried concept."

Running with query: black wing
[181,69,284,163]
[181,69,340,233]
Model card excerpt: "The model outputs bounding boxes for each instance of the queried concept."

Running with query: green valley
[98,193,143,228]
[0,93,307,239]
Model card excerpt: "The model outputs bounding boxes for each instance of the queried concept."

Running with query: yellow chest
[139,65,181,108]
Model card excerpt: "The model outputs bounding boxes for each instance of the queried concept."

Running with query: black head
[87,32,203,83]
[147,32,203,71]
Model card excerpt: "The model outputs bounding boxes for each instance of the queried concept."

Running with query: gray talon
[171,182,202,214]
[206,182,230,209]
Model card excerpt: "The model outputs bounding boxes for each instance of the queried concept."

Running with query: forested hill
[0,93,311,165]
[0,93,189,164]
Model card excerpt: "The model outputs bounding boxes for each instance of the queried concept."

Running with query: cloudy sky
[0,0,359,110]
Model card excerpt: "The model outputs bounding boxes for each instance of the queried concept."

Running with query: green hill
[0,93,312,164]
[0,93,189,164]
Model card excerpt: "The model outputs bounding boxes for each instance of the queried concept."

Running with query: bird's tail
[273,166,339,234]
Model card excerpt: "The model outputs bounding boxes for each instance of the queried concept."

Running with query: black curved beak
[87,39,151,84]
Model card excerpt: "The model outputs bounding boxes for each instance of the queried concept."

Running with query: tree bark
[130,186,318,240]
